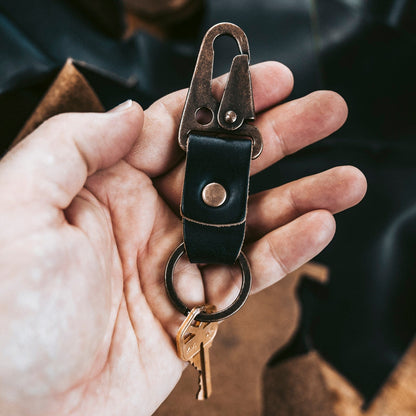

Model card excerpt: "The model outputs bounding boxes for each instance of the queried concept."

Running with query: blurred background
[0,0,415,414]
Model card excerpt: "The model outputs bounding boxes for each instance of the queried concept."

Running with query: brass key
[176,306,218,400]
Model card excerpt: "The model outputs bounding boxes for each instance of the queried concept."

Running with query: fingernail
[108,99,133,113]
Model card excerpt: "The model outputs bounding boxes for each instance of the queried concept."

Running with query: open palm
[0,62,366,416]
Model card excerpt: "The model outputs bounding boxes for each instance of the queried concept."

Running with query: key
[176,306,218,400]
[177,306,218,399]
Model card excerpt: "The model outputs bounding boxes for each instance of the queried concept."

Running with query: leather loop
[181,133,252,264]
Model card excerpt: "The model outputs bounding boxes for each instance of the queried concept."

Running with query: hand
[0,62,366,416]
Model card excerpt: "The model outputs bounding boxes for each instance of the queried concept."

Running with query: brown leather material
[319,339,416,416]
[12,59,104,147]
[262,341,416,416]
[263,352,336,416]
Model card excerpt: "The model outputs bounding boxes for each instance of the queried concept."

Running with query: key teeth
[190,364,205,400]
[196,377,204,400]
[189,362,206,400]
[196,389,204,401]
[197,373,209,400]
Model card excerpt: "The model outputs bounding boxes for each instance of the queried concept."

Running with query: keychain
[164,22,263,399]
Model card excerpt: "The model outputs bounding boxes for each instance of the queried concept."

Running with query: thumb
[0,100,143,209]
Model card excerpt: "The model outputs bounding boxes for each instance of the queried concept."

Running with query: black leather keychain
[165,22,263,323]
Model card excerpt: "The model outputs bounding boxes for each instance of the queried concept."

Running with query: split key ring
[165,243,252,322]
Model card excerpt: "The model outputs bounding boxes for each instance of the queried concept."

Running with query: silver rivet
[202,183,227,207]
[224,110,237,124]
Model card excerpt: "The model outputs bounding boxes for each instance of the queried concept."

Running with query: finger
[202,210,336,308]
[125,61,294,177]
[248,210,336,293]
[0,101,143,210]
[250,90,348,174]
[154,90,348,212]
[246,166,367,240]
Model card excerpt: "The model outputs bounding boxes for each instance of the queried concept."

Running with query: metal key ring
[165,243,252,322]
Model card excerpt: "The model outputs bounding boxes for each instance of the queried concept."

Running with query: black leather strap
[181,133,252,264]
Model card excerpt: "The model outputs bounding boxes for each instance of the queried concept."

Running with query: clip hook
[178,22,263,159]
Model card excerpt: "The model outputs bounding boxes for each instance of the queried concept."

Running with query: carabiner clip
[166,22,261,322]
[178,22,263,159]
